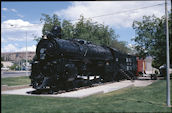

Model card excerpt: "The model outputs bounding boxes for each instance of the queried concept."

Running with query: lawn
[1,76,30,86]
[1,79,172,113]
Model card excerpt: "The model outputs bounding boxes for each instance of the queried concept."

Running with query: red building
[136,58,146,76]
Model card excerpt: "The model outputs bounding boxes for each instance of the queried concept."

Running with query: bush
[9,64,18,70]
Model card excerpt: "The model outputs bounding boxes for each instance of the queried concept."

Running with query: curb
[1,84,31,91]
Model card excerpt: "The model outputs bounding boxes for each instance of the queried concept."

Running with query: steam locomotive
[30,26,137,92]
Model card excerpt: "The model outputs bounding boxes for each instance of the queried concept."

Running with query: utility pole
[20,60,21,71]
[26,31,28,76]
[165,0,171,107]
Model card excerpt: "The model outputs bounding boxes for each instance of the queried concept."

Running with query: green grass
[1,76,30,86]
[2,80,172,113]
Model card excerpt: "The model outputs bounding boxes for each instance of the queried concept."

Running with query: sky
[1,1,171,53]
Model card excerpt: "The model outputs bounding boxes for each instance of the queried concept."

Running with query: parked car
[1,67,9,71]
[159,64,172,77]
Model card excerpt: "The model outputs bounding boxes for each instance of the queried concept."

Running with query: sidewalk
[1,80,155,98]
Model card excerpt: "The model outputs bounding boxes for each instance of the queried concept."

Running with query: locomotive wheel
[101,73,113,82]
[102,70,119,82]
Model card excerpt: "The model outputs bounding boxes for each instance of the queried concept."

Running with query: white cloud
[2,8,8,11]
[55,1,167,28]
[3,32,38,42]
[19,45,36,52]
[2,7,24,18]
[11,8,17,12]
[127,43,138,54]
[1,44,36,52]
[17,14,24,18]
[14,43,19,46]
[2,8,18,12]
[1,44,18,52]
[1,19,43,32]
[1,38,7,43]
[6,36,33,42]
[128,43,135,48]
[1,19,42,52]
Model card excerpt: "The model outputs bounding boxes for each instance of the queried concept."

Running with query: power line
[2,3,165,29]
[2,24,43,29]
[70,3,165,21]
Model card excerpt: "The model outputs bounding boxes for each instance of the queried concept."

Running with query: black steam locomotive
[30,26,137,92]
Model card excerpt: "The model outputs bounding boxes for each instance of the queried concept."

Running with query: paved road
[1,71,31,78]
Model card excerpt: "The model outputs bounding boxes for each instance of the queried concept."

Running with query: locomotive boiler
[30,26,137,92]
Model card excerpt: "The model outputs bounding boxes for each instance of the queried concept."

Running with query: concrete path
[1,80,155,98]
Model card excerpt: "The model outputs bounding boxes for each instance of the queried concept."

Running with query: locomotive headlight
[106,62,110,66]
[40,48,46,60]
[40,48,46,54]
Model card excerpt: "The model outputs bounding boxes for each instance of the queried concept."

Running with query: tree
[34,14,62,42]
[9,64,18,70]
[62,19,74,39]
[110,40,132,54]
[1,57,4,61]
[1,63,3,68]
[73,15,117,46]
[34,14,132,54]
[41,13,61,36]
[132,13,172,68]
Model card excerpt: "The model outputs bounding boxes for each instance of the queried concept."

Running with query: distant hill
[1,52,35,61]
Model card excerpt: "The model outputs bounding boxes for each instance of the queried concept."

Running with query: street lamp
[165,0,171,107]
[26,31,28,76]
[9,24,28,74]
